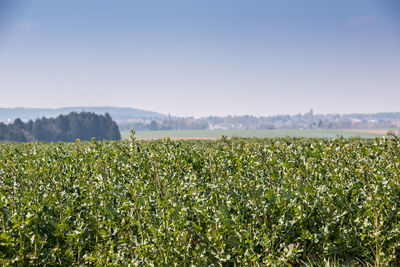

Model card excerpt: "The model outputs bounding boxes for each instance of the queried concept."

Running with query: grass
[120,129,390,139]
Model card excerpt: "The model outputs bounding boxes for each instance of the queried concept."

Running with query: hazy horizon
[1,105,400,120]
[1,0,399,117]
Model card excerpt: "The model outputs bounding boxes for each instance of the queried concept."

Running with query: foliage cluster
[0,135,399,265]
[0,112,121,142]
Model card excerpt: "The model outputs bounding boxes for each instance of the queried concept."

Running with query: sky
[0,0,399,117]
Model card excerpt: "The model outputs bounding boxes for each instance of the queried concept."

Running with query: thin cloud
[14,20,38,31]
[348,15,375,26]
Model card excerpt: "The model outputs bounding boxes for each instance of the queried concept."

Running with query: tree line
[0,112,121,142]
[119,110,400,131]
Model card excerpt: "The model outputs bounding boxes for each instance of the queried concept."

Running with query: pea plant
[0,135,399,265]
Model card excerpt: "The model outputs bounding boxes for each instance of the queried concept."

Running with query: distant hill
[0,107,166,123]
[2,107,400,132]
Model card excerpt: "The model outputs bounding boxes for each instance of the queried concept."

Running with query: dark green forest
[0,112,121,142]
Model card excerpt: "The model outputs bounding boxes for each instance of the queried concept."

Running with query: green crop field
[121,129,392,139]
[1,135,400,265]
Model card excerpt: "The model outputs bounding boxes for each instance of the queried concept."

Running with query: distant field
[121,129,398,139]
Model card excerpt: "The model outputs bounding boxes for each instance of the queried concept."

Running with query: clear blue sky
[0,0,399,117]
